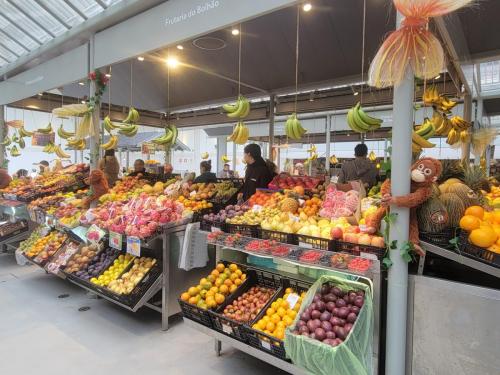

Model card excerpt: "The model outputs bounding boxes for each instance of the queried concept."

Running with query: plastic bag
[284,275,373,375]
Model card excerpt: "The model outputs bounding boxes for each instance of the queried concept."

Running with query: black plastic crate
[209,269,281,342]
[296,234,334,251]
[179,261,248,328]
[243,278,312,360]
[259,228,298,245]
[420,228,458,249]
[459,231,500,268]
[335,240,386,260]
[225,223,259,237]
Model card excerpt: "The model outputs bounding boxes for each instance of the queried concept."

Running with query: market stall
[0,0,499,374]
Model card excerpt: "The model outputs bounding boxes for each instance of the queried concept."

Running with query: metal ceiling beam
[0,13,43,45]
[33,0,71,30]
[63,0,89,21]
[0,55,10,64]
[0,41,20,58]
[5,0,56,38]
[94,0,108,9]
[0,29,30,53]
[0,0,166,78]
[434,15,472,94]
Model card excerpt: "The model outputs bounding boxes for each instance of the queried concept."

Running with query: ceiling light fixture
[435,74,441,79]
[81,100,86,104]
[353,91,359,96]
[105,73,111,78]
[309,92,315,102]
[166,57,179,68]
[303,3,312,12]
[37,92,43,96]
[78,82,84,86]
[231,28,239,36]
[137,56,144,61]
[177,45,184,50]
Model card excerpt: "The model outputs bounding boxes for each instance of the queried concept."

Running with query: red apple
[330,227,343,240]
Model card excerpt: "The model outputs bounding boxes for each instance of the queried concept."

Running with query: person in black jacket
[241,144,274,201]
[194,160,217,183]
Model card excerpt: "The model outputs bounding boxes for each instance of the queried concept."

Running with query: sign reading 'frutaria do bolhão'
[165,0,220,26]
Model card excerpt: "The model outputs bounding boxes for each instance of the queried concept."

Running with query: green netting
[284,275,373,375]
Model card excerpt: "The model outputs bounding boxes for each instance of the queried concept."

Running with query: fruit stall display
[22,230,68,263]
[0,164,89,201]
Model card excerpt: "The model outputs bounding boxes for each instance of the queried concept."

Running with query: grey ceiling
[457,1,500,58]
[484,98,500,116]
[63,0,396,112]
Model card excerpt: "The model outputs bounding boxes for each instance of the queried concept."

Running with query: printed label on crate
[360,252,378,261]
[35,210,45,224]
[126,236,141,256]
[86,224,105,244]
[45,215,55,227]
[28,209,37,222]
[109,231,123,250]
[298,241,313,249]
[260,339,271,350]
[286,293,300,309]
[221,323,233,335]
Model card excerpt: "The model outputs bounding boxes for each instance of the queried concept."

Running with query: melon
[417,197,449,233]
[281,197,299,213]
[439,192,466,228]
[446,183,479,207]
[430,183,440,198]
[153,181,164,193]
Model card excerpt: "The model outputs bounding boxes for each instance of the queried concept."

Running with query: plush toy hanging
[365,157,442,256]
[83,170,109,208]
[368,0,474,88]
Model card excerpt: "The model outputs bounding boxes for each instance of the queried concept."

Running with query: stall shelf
[419,241,500,279]
[183,230,381,374]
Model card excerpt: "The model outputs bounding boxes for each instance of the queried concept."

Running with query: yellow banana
[446,128,459,145]
[57,124,75,139]
[201,152,209,160]
[412,132,435,148]
[37,122,53,134]
[54,145,71,158]
[101,135,118,150]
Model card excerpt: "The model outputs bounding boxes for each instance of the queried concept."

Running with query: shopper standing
[337,143,378,188]
[219,163,234,178]
[128,159,151,179]
[240,144,274,201]
[194,160,217,183]
[98,149,120,187]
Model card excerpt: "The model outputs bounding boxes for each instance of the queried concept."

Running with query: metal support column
[474,98,483,165]
[0,105,5,168]
[162,230,170,331]
[216,136,227,175]
[385,12,413,375]
[325,115,331,176]
[268,94,275,161]
[462,93,472,163]
[232,142,236,172]
[88,37,100,169]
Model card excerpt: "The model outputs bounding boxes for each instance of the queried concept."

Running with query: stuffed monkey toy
[365,157,442,256]
[83,170,109,208]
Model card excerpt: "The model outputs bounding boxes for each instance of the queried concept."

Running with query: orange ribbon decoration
[369,0,474,88]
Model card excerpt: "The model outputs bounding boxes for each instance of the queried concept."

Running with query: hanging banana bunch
[368,151,377,162]
[66,137,86,150]
[221,155,231,163]
[201,152,209,160]
[223,95,250,119]
[36,122,53,134]
[123,107,140,124]
[18,126,33,137]
[101,135,118,150]
[151,124,178,146]
[412,118,436,153]
[330,155,338,165]
[103,116,122,133]
[57,124,75,140]
[347,102,383,133]
[2,136,11,146]
[285,113,306,140]
[227,121,249,144]
[10,145,20,157]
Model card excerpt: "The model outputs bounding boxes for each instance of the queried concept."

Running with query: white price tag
[360,252,378,261]
[222,323,233,334]
[211,226,219,233]
[298,241,313,249]
[252,205,263,212]
[286,293,300,309]
[126,236,141,257]
[260,340,271,350]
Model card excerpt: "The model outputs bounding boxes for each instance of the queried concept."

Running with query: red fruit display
[268,173,320,190]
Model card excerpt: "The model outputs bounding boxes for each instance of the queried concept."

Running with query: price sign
[222,323,233,335]
[260,340,271,350]
[86,224,105,244]
[360,252,378,261]
[109,231,123,250]
[298,241,313,249]
[126,236,141,256]
[286,293,300,309]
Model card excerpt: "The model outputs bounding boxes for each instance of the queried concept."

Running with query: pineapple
[437,159,464,184]
[462,163,489,206]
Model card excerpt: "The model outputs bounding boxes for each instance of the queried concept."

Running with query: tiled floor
[0,253,286,375]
